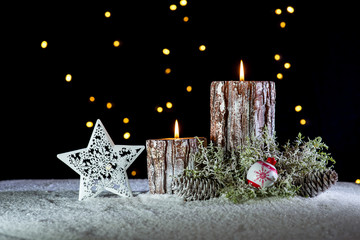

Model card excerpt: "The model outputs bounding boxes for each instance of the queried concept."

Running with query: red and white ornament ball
[247,157,278,188]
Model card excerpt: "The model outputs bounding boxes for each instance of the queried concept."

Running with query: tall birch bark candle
[146,120,207,194]
[210,61,276,152]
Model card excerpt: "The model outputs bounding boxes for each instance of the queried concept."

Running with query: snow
[0,179,359,240]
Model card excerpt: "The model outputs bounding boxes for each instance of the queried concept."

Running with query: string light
[277,73,283,80]
[287,6,295,14]
[166,102,173,109]
[157,106,163,113]
[123,132,131,139]
[199,45,206,51]
[275,9,282,15]
[180,0,188,6]
[284,62,291,69]
[186,86,192,92]
[165,68,171,74]
[274,54,281,61]
[86,121,94,128]
[65,74,72,82]
[295,105,302,112]
[113,40,120,47]
[105,11,111,18]
[170,4,177,11]
[41,41,48,49]
[280,22,286,28]
[89,96,95,102]
[163,48,170,55]
[106,102,113,109]
[300,119,307,125]
[123,118,129,124]
[183,16,189,22]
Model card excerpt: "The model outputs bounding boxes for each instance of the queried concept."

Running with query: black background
[2,1,360,182]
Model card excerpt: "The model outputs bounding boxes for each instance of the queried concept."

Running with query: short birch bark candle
[210,61,276,152]
[146,120,207,194]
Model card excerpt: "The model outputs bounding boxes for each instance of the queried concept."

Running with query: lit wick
[240,60,245,81]
[174,119,179,139]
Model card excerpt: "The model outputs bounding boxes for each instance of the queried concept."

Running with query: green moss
[185,130,335,203]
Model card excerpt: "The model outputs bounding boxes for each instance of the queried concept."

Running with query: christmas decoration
[247,157,278,188]
[182,130,336,203]
[172,173,222,201]
[57,119,145,200]
[296,169,338,197]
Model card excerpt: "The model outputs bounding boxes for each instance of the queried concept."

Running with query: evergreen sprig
[185,130,335,203]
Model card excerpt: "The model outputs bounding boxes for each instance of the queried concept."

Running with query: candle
[210,60,276,152]
[146,120,207,194]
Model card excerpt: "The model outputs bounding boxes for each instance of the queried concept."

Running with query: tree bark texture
[210,81,275,152]
[146,137,207,194]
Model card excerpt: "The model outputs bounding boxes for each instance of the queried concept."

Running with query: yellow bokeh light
[287,6,295,14]
[157,106,163,113]
[295,105,302,112]
[65,74,72,82]
[183,16,189,22]
[280,22,286,28]
[105,11,111,18]
[123,132,131,139]
[170,4,177,11]
[277,73,283,80]
[199,45,206,51]
[113,40,120,47]
[186,86,192,92]
[300,119,307,125]
[165,68,171,74]
[86,121,94,128]
[275,9,282,15]
[89,96,95,102]
[284,62,291,69]
[166,102,173,109]
[180,0,187,6]
[41,41,48,49]
[131,170,137,176]
[106,102,113,109]
[163,48,170,55]
[123,118,129,124]
[274,54,281,61]
[355,179,360,184]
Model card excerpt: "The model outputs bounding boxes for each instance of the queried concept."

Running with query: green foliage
[185,130,335,203]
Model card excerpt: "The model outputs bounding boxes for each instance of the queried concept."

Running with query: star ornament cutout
[57,119,144,200]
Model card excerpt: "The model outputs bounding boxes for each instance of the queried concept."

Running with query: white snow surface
[0,179,359,240]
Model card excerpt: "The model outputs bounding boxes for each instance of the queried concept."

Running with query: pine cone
[296,169,338,197]
[172,174,222,201]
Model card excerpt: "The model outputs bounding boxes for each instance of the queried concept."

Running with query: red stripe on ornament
[258,161,277,173]
[248,180,261,188]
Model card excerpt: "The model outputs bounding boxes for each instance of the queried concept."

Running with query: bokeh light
[170,4,177,11]
[186,86,192,92]
[355,179,360,184]
[183,16,189,22]
[165,68,171,74]
[89,96,95,102]
[41,41,48,49]
[65,74,72,82]
[199,45,206,51]
[287,6,295,14]
[86,121,94,128]
[123,118,129,124]
[163,48,170,55]
[106,102,113,109]
[166,102,173,109]
[295,105,302,112]
[277,73,283,79]
[113,40,120,47]
[275,9,282,15]
[300,119,307,125]
[105,11,111,18]
[284,62,291,69]
[180,0,188,6]
[280,22,286,28]
[274,54,281,61]
[123,132,131,139]
[157,106,163,113]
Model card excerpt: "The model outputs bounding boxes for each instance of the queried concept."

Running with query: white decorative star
[57,119,144,200]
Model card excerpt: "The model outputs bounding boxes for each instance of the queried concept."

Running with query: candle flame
[240,60,245,81]
[174,120,179,138]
